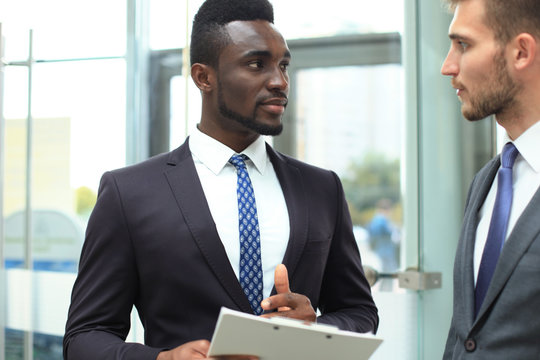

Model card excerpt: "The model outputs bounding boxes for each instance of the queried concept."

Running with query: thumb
[274,264,290,294]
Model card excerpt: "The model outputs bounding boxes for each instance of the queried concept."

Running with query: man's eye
[280,62,290,71]
[458,41,469,50]
[248,61,263,69]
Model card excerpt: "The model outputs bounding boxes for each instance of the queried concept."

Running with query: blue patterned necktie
[475,142,519,317]
[229,154,263,315]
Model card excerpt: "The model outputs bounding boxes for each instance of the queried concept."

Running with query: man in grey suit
[63,0,378,359]
[441,0,540,358]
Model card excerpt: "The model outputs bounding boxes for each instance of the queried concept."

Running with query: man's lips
[260,98,288,114]
[451,80,464,97]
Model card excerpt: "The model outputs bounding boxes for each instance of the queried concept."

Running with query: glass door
[286,40,417,359]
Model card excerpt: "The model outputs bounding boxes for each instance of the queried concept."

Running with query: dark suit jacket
[64,139,378,360]
[444,154,540,359]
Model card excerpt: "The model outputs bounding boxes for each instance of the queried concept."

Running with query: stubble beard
[462,50,521,121]
[217,79,284,136]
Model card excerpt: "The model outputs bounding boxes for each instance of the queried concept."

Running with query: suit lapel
[266,145,309,293]
[463,157,500,327]
[475,183,540,321]
[164,139,252,313]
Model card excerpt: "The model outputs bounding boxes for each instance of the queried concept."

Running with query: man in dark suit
[441,0,540,358]
[63,0,378,359]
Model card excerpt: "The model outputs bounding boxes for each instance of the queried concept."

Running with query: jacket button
[465,338,476,352]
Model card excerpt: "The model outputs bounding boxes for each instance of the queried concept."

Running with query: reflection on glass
[295,65,403,277]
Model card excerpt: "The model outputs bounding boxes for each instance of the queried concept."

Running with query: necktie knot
[229,154,249,170]
[501,142,519,169]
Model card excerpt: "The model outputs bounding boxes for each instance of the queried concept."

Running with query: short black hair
[190,0,274,67]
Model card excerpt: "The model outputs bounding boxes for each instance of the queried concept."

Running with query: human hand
[260,264,316,322]
[156,340,258,360]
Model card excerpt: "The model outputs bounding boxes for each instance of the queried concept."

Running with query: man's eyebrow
[449,33,470,42]
[244,49,292,59]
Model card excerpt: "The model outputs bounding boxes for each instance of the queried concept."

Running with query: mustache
[257,91,288,106]
[451,79,463,89]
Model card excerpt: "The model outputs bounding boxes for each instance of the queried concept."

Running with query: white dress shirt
[474,120,540,284]
[189,128,290,298]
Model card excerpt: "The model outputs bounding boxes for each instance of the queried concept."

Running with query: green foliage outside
[75,186,97,219]
[341,152,401,226]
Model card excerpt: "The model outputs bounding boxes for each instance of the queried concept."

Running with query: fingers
[273,264,290,294]
[260,264,315,322]
[261,292,293,312]
[261,264,291,312]
[261,293,315,321]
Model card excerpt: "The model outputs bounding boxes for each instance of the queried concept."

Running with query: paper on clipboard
[208,307,382,360]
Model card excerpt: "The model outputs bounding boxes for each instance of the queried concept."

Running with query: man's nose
[268,67,289,93]
[441,50,458,77]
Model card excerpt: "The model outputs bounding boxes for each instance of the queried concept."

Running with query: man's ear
[191,63,216,93]
[511,33,537,71]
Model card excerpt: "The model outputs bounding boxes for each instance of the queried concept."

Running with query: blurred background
[0,0,501,359]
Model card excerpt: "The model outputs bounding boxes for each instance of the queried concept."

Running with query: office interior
[0,0,502,359]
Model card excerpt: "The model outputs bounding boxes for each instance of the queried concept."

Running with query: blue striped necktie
[475,142,519,317]
[229,154,263,315]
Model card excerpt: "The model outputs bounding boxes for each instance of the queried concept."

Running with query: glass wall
[0,0,127,358]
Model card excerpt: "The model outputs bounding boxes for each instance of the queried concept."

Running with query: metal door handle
[363,266,442,290]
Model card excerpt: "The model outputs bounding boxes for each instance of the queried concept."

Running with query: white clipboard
[208,307,383,360]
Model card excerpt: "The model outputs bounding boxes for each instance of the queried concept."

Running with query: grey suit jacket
[64,138,378,360]
[444,155,540,359]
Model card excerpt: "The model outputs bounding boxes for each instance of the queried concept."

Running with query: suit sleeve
[63,172,164,360]
[316,172,379,333]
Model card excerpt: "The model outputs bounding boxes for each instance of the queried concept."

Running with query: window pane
[295,65,403,275]
[2,66,30,360]
[3,59,126,358]
[32,60,127,194]
[273,0,404,39]
[0,0,126,60]
[149,0,204,50]
[294,64,412,360]
[0,23,29,62]
[170,75,201,148]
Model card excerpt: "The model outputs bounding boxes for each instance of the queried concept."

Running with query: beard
[217,79,284,136]
[462,50,521,121]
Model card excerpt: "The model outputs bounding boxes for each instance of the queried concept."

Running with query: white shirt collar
[503,120,540,173]
[189,126,268,175]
